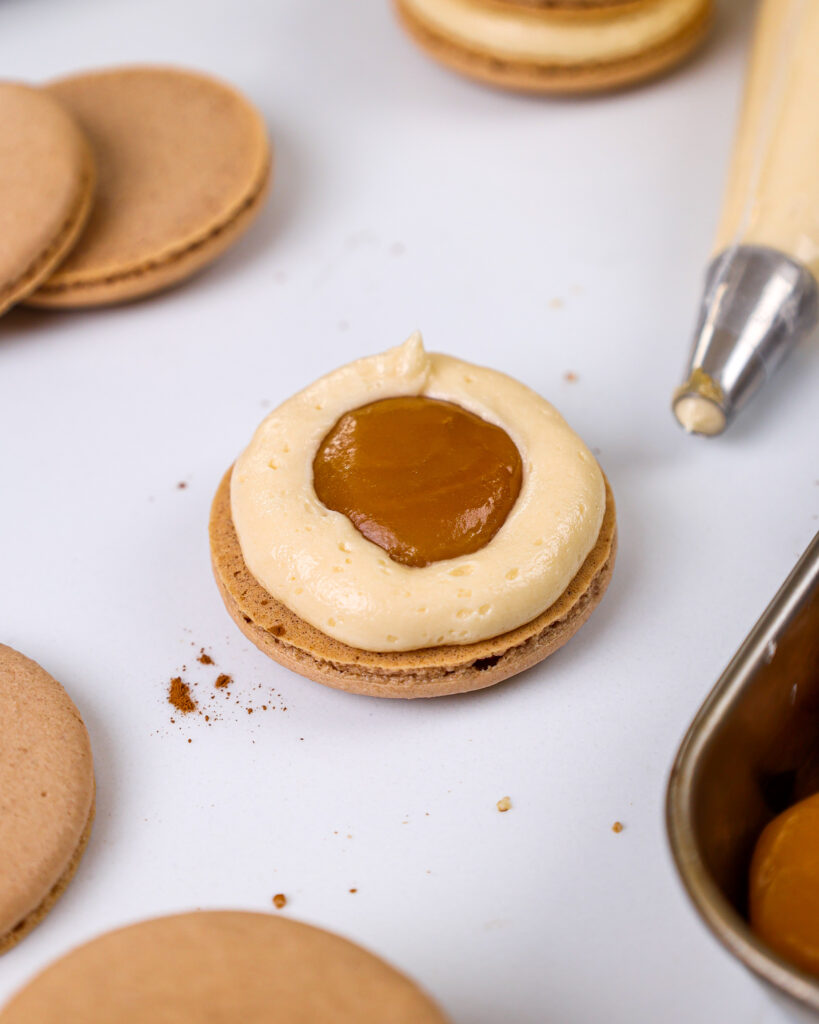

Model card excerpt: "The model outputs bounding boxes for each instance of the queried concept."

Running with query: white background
[1,0,817,1020]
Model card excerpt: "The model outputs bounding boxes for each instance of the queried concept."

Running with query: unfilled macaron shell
[0,82,95,315]
[0,911,449,1022]
[0,645,95,952]
[26,66,272,307]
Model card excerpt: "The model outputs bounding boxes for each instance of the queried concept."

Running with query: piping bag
[673,0,819,437]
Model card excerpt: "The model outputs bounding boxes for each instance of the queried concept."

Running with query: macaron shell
[0,645,95,949]
[0,911,449,1022]
[0,83,95,315]
[26,66,272,307]
[209,467,616,697]
[395,0,713,94]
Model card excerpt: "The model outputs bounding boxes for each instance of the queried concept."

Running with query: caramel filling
[313,396,522,567]
[749,791,819,977]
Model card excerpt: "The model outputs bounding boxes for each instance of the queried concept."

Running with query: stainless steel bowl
[667,531,819,1020]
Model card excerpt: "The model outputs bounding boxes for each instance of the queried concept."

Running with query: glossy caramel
[749,791,819,976]
[313,396,522,567]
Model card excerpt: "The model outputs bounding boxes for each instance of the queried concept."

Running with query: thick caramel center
[749,792,819,977]
[313,397,522,567]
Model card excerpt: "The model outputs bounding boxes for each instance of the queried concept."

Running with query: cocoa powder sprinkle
[168,677,197,713]
[197,649,214,665]
[215,674,231,689]
[273,894,287,909]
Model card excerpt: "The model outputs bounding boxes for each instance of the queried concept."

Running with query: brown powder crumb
[612,821,624,833]
[496,796,512,813]
[197,649,214,665]
[247,708,253,715]
[177,481,187,489]
[564,371,578,383]
[169,677,197,714]
[272,894,287,909]
[215,674,231,689]
[349,888,357,894]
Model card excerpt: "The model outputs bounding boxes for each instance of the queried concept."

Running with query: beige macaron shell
[26,66,271,307]
[0,83,94,314]
[0,911,449,1023]
[0,646,94,943]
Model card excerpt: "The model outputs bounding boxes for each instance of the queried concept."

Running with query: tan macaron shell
[0,83,95,315]
[0,911,449,1023]
[27,66,272,307]
[395,0,713,94]
[0,645,94,952]
[210,467,616,697]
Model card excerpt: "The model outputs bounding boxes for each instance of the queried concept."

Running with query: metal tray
[667,531,819,1021]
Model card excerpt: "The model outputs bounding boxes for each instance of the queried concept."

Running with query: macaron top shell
[0,82,94,314]
[0,645,94,940]
[28,66,271,305]
[0,911,449,1023]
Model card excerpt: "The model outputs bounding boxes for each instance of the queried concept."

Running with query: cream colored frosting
[401,0,706,64]
[231,335,604,652]
[673,394,726,436]
[713,0,819,275]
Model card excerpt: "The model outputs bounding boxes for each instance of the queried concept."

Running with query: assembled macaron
[211,334,616,697]
[394,0,713,94]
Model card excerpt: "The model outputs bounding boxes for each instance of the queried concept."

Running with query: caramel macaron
[395,0,713,94]
[26,66,272,308]
[0,645,95,954]
[0,911,449,1022]
[211,336,616,698]
[0,82,94,316]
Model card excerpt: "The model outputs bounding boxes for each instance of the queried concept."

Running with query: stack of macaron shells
[394,0,714,93]
[0,66,272,314]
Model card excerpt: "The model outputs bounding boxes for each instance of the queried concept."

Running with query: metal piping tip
[673,245,818,437]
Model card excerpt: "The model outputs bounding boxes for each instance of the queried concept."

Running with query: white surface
[0,0,816,1020]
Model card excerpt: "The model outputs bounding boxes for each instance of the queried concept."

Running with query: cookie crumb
[197,649,214,665]
[612,821,624,833]
[177,481,187,489]
[349,888,357,894]
[564,371,578,383]
[497,796,512,813]
[168,677,197,713]
[272,894,287,909]
[215,673,231,689]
